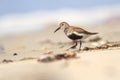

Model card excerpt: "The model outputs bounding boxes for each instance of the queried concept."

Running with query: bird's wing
[71,26,86,33]
[68,26,86,36]
[71,26,98,35]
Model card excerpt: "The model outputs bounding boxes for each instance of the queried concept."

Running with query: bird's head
[54,22,70,33]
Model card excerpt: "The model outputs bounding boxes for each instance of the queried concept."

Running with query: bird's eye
[61,23,64,26]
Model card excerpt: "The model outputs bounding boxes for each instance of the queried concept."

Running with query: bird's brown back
[69,26,98,35]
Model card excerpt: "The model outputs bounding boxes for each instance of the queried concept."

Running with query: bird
[54,22,98,50]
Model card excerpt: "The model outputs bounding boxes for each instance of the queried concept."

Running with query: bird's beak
[54,27,61,33]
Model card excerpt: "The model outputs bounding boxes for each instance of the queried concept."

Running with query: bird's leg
[79,40,82,50]
[71,41,77,48]
[68,41,77,50]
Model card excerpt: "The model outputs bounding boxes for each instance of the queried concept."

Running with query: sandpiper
[54,22,98,50]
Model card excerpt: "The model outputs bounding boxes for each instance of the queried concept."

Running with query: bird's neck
[64,27,69,34]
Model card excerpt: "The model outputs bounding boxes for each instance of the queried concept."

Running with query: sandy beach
[0,20,120,80]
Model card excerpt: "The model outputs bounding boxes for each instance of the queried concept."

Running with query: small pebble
[55,53,67,60]
[67,52,76,58]
[38,55,54,62]
[55,52,76,60]
[13,53,18,56]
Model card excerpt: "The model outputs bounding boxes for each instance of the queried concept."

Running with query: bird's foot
[71,46,76,49]
[69,45,76,49]
[66,46,76,51]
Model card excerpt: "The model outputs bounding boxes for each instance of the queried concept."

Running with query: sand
[0,21,120,80]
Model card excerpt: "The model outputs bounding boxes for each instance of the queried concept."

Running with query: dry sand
[0,21,120,80]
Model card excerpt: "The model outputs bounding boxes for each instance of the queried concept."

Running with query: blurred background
[0,0,120,37]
